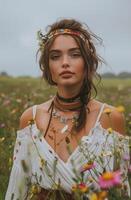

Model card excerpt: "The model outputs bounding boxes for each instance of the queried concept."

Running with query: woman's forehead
[49,34,79,51]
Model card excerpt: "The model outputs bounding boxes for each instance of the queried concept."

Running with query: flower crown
[37,28,86,51]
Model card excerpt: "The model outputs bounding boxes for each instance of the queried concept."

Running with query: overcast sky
[0,0,131,76]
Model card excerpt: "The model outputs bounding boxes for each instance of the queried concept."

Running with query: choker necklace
[56,92,81,103]
[54,93,83,111]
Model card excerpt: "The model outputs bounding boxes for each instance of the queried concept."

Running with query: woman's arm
[5,111,33,200]
[19,106,33,129]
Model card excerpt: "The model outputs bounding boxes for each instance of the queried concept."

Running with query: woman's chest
[35,111,98,163]
[34,107,112,164]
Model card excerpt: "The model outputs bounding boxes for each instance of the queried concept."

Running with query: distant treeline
[0,71,131,78]
[101,72,131,78]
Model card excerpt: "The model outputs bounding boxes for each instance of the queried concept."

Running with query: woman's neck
[57,86,81,99]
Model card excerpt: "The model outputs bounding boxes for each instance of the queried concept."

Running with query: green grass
[100,78,131,87]
[0,77,131,199]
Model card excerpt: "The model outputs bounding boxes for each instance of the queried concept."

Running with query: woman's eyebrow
[49,48,80,54]
[49,50,60,54]
[69,48,80,52]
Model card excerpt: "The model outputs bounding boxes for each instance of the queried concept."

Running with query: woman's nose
[61,55,70,68]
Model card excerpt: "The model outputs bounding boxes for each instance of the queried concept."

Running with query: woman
[5,19,130,200]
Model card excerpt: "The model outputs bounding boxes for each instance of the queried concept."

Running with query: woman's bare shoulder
[101,102,126,135]
[19,98,53,129]
[89,99,125,135]
[37,98,54,112]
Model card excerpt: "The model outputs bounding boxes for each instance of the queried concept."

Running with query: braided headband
[47,29,86,42]
[37,28,86,50]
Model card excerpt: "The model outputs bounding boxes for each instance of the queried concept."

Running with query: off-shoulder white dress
[5,104,130,199]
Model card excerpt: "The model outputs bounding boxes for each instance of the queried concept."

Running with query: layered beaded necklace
[44,92,83,149]
[52,108,79,134]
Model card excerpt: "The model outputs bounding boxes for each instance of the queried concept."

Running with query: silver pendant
[60,116,67,124]
[61,124,68,134]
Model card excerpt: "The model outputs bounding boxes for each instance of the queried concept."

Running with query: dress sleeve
[5,127,32,200]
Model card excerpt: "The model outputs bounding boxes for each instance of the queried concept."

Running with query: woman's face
[49,35,85,88]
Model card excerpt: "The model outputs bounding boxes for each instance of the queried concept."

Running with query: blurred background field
[0,77,131,199]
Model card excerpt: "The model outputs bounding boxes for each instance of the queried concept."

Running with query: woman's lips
[59,71,74,76]
[59,70,75,79]
[60,72,74,78]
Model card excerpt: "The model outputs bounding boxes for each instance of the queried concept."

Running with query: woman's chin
[57,81,81,88]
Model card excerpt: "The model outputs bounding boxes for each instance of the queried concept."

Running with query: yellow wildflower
[0,137,5,142]
[104,108,112,115]
[28,119,35,125]
[72,183,88,193]
[40,158,45,167]
[90,191,108,200]
[98,191,108,199]
[115,105,125,113]
[11,109,17,114]
[31,184,41,194]
[102,172,114,180]
[107,127,113,134]
[90,193,98,200]
[72,184,78,192]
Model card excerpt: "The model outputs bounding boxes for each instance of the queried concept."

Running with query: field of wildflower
[0,77,131,200]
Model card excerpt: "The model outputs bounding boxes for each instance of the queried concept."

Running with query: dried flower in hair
[37,30,47,51]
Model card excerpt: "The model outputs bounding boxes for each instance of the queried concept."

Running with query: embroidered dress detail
[5,103,130,199]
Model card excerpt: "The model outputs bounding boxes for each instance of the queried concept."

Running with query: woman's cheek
[50,68,58,82]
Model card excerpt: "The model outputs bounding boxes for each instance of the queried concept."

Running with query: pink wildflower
[0,123,5,128]
[123,154,130,161]
[98,171,121,189]
[3,99,11,106]
[80,162,96,173]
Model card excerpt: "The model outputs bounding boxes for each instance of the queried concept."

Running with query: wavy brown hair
[37,18,104,132]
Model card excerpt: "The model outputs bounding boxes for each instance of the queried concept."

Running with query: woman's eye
[71,53,81,57]
[50,55,60,60]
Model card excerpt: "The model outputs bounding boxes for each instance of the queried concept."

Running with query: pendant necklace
[52,108,79,134]
[47,107,79,147]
